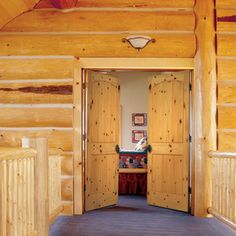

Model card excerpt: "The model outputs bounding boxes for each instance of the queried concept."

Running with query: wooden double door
[85,71,190,212]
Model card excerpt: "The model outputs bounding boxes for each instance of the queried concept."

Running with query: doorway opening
[82,68,192,213]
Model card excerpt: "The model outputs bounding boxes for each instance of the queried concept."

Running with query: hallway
[50,196,235,236]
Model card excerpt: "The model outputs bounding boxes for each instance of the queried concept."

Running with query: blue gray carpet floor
[50,195,236,236]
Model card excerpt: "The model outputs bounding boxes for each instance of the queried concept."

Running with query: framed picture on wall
[132,113,147,126]
[132,130,147,143]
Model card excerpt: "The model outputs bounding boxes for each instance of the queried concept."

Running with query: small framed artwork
[132,113,147,126]
[132,130,147,143]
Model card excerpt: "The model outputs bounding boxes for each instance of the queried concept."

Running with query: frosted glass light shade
[122,36,155,50]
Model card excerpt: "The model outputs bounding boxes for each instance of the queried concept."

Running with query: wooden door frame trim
[73,57,195,215]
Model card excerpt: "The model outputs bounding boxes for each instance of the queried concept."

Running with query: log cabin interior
[0,0,236,235]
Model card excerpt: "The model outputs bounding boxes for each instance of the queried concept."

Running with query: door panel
[147,71,189,212]
[85,71,120,212]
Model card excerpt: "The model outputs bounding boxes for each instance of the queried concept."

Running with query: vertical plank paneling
[0,149,38,236]
[209,152,236,228]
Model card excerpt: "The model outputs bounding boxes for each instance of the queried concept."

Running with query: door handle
[147,145,152,153]
[115,144,120,154]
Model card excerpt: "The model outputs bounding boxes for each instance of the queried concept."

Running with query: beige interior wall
[113,71,150,150]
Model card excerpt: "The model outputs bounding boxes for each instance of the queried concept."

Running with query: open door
[147,71,190,212]
[85,71,120,212]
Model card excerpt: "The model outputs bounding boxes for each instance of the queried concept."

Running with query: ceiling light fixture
[122,35,156,50]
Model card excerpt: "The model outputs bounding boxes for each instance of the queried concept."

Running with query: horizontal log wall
[2,11,195,32]
[0,1,196,57]
[36,0,195,8]
[0,34,196,57]
[0,58,75,215]
[216,0,236,151]
[0,0,39,28]
[0,0,196,215]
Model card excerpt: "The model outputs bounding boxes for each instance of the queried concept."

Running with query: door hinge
[84,185,86,192]
[83,133,87,141]
[189,83,192,91]
[188,186,192,194]
[189,135,192,142]
[82,82,86,89]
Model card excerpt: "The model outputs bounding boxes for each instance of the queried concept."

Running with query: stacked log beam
[216,0,236,151]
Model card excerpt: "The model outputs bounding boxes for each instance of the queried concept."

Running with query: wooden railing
[0,148,37,236]
[208,151,236,230]
[0,138,63,236]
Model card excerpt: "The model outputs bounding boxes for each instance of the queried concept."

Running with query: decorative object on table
[132,130,147,143]
[135,137,148,151]
[132,113,147,126]
[50,0,78,8]
[119,150,147,169]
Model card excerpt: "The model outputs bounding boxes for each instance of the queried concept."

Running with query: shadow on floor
[50,195,236,236]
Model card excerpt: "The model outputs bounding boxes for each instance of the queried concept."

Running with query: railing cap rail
[0,147,36,161]
[49,148,64,156]
[208,151,236,159]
